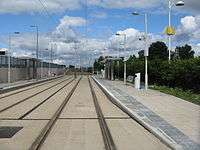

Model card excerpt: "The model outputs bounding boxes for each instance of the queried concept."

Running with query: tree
[138,50,144,59]
[93,56,105,72]
[148,41,168,60]
[175,44,195,60]
[127,55,136,62]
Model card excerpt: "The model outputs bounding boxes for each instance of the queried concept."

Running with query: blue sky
[0,0,199,65]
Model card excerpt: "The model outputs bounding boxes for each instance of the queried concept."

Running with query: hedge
[113,57,200,93]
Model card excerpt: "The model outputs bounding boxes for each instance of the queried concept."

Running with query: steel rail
[88,77,117,150]
[0,76,65,98]
[29,77,82,150]
[18,78,75,119]
[0,77,72,113]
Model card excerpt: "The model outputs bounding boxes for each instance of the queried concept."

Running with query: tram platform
[93,76,200,150]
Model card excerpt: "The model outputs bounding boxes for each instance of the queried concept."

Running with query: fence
[0,56,66,83]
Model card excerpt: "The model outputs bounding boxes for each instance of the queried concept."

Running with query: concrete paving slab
[0,120,48,150]
[110,80,200,145]
[0,78,67,111]
[0,76,67,99]
[40,119,104,150]
[0,75,65,94]
[106,119,170,150]
[91,79,129,118]
[60,77,97,119]
[25,79,77,120]
[0,79,71,119]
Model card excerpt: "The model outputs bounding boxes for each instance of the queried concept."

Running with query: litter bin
[135,73,141,89]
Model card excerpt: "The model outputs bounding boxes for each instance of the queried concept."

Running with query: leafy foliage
[93,42,199,94]
[149,41,168,60]
[175,44,195,60]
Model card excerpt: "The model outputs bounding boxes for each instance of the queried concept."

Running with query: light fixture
[175,1,184,6]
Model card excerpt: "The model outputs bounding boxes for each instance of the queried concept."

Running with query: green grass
[150,85,200,106]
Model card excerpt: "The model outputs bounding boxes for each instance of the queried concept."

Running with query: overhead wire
[35,0,71,63]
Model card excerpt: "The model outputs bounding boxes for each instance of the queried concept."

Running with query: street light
[167,0,184,61]
[116,33,127,85]
[8,32,20,84]
[30,25,39,60]
[30,25,39,79]
[132,12,148,90]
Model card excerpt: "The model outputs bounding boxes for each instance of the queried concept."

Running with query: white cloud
[175,15,200,44]
[0,0,82,14]
[181,16,198,31]
[88,0,161,9]
[0,0,162,14]
[0,0,199,15]
[57,15,86,28]
[183,0,200,13]
[53,15,86,42]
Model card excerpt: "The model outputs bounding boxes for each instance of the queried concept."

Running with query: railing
[0,56,65,68]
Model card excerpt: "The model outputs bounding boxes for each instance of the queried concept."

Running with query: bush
[114,57,200,93]
[149,58,200,93]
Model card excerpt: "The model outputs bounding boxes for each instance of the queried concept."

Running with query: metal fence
[0,56,65,68]
[0,56,26,68]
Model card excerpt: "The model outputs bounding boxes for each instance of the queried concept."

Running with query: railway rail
[0,76,72,113]
[0,76,65,99]
[0,76,170,150]
[29,76,82,150]
[88,77,116,150]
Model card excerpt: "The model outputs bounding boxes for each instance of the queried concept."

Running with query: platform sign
[165,26,176,35]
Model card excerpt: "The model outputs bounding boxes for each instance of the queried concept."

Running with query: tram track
[0,76,72,113]
[88,77,116,150]
[29,77,82,150]
[18,78,75,120]
[0,76,171,150]
[0,76,65,100]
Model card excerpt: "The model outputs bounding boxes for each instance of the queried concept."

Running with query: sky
[0,0,200,66]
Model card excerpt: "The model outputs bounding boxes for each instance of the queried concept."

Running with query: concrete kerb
[0,75,64,94]
[92,76,182,150]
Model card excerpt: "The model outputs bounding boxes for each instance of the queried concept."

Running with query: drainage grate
[0,126,23,138]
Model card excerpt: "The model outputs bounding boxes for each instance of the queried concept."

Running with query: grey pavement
[94,77,200,150]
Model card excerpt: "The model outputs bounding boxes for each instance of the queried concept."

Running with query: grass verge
[151,85,200,106]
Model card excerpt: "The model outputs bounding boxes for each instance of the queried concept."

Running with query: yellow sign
[165,26,176,35]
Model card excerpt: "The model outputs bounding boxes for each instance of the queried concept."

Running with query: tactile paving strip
[97,78,200,150]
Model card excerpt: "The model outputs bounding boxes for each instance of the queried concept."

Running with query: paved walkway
[94,77,200,150]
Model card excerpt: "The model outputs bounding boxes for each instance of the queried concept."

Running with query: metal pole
[36,26,39,80]
[49,47,51,77]
[123,34,127,85]
[31,25,39,79]
[168,0,172,62]
[36,26,39,60]
[8,34,11,84]
[40,59,42,79]
[144,13,148,90]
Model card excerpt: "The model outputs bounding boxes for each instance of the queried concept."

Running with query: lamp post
[167,0,184,61]
[30,25,39,59]
[30,25,39,79]
[132,12,148,90]
[44,48,51,77]
[116,33,127,84]
[8,32,20,84]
